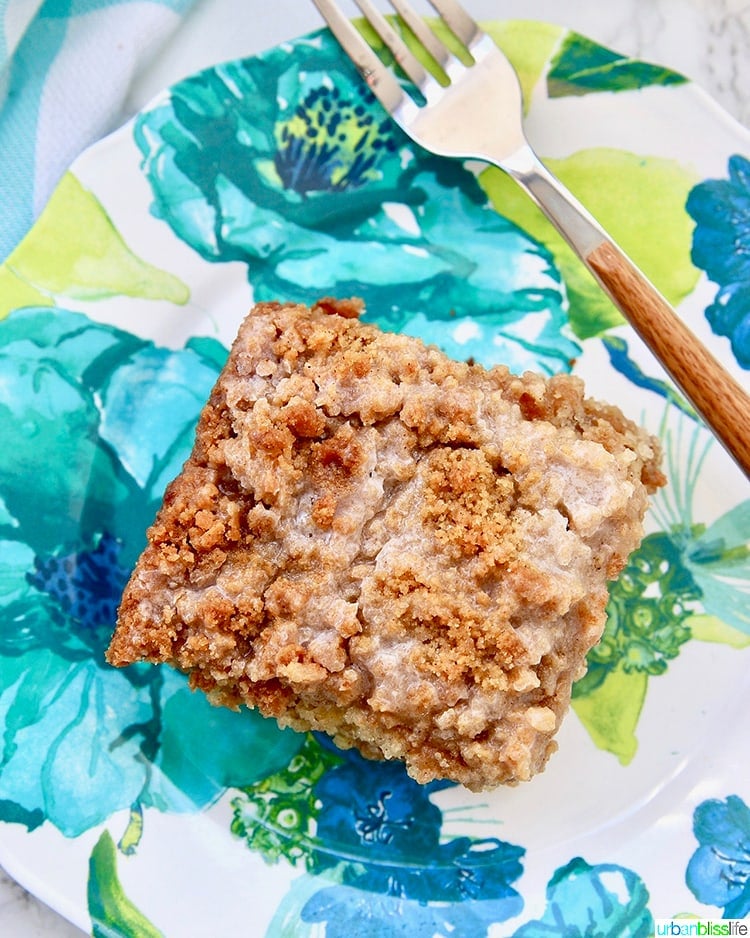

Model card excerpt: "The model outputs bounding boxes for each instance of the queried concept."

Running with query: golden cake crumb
[107,299,664,790]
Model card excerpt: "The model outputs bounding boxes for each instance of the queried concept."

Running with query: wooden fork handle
[588,240,750,479]
[505,146,750,479]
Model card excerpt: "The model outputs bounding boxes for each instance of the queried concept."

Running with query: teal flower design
[0,307,302,838]
[513,857,653,937]
[299,882,515,938]
[274,84,397,193]
[134,29,579,375]
[686,795,750,918]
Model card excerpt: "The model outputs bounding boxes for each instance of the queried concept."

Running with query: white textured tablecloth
[0,0,748,933]
[0,0,199,261]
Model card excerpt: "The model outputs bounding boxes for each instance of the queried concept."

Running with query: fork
[311,0,750,479]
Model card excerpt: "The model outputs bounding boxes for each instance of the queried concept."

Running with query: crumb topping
[107,299,664,790]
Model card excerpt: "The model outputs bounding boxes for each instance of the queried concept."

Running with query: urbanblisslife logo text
[655,922,749,936]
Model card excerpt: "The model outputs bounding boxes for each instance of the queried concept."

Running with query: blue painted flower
[687,154,750,369]
[134,29,579,375]
[234,735,525,935]
[300,880,518,938]
[309,743,524,911]
[25,533,130,654]
[0,306,302,837]
[686,795,750,918]
[513,857,653,937]
[310,748,443,887]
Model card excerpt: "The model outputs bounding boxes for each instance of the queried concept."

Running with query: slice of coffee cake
[107,299,664,790]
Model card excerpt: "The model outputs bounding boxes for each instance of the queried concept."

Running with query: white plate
[1,21,749,934]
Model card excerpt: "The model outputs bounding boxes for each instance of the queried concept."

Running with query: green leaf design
[0,266,52,316]
[373,20,682,111]
[479,148,699,339]
[571,527,699,762]
[88,830,163,938]
[118,804,145,856]
[0,173,189,318]
[572,664,648,765]
[688,614,750,649]
[484,20,565,114]
[547,31,687,98]
[231,734,343,866]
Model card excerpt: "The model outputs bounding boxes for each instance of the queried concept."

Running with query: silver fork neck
[502,145,608,261]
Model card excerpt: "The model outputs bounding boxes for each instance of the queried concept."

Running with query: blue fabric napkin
[0,0,196,261]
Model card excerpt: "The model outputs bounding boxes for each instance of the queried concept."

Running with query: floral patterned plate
[1,20,750,935]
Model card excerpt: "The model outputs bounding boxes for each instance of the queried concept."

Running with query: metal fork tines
[312,2,504,142]
[311,0,750,478]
